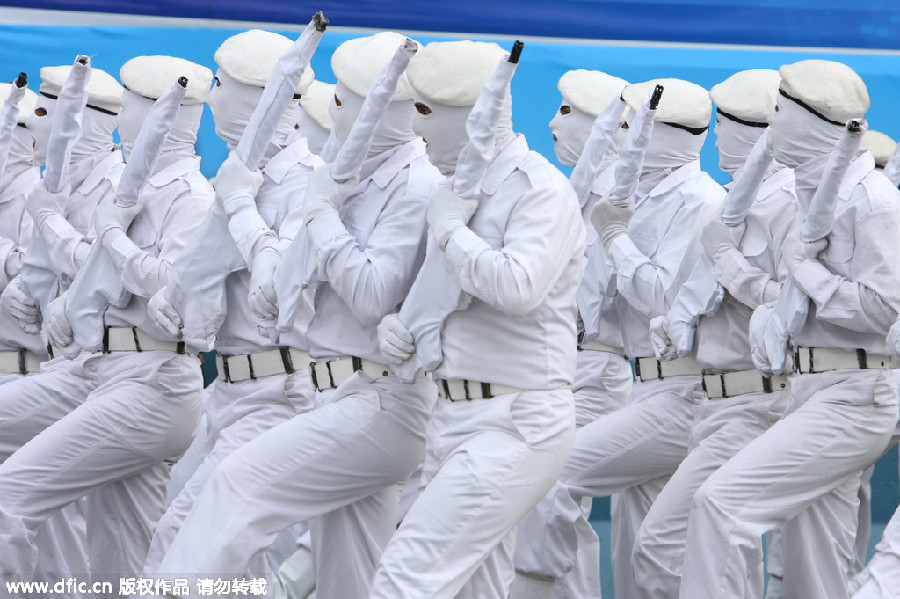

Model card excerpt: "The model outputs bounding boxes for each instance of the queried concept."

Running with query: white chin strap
[714,116,767,175]
[549,105,595,167]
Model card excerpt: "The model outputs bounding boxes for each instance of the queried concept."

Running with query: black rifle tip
[177,76,188,88]
[314,11,329,32]
[14,72,26,88]
[508,40,524,64]
[649,85,664,110]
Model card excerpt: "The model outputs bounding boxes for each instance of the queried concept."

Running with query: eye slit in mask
[214,76,221,87]
[559,105,571,115]
[621,121,629,130]
[334,94,342,108]
[34,107,47,117]
[415,102,432,115]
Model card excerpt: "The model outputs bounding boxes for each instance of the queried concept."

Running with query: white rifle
[163,13,327,348]
[18,56,91,322]
[752,118,865,374]
[664,129,774,357]
[273,36,419,340]
[66,77,189,352]
[392,41,524,382]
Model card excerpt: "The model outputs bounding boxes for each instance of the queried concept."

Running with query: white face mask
[770,94,843,169]
[714,116,767,175]
[25,94,55,167]
[329,81,417,158]
[296,105,330,155]
[412,98,472,176]
[207,70,297,155]
[71,108,117,162]
[118,90,203,161]
[642,121,707,172]
[549,102,595,167]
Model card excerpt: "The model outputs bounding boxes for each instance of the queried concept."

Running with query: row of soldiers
[0,19,898,599]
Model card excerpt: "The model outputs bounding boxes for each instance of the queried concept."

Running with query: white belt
[104,326,186,354]
[0,349,48,375]
[217,348,311,383]
[310,356,396,391]
[578,340,625,356]
[702,369,789,399]
[438,379,524,401]
[634,356,702,382]
[794,347,895,374]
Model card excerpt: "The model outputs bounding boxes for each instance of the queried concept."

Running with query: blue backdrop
[2,0,900,49]
[1,23,898,185]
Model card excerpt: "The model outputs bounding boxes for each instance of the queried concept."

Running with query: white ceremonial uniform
[0,149,212,590]
[0,145,123,592]
[680,152,900,599]
[575,173,633,427]
[142,137,321,575]
[0,141,42,376]
[155,138,441,599]
[541,163,633,599]
[369,133,585,599]
[514,159,723,599]
[632,163,795,599]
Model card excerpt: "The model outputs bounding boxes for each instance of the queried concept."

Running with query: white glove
[26,182,70,227]
[94,195,142,245]
[148,285,182,337]
[590,197,634,250]
[426,184,478,250]
[378,314,416,365]
[0,277,40,334]
[44,293,74,351]
[248,246,280,320]
[301,165,359,226]
[701,217,745,263]
[748,304,782,375]
[215,152,264,218]
[887,318,900,358]
[781,232,828,277]
[649,316,678,361]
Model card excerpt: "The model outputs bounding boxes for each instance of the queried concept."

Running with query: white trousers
[525,348,632,599]
[572,349,633,427]
[142,372,316,574]
[155,372,435,599]
[0,351,202,595]
[680,368,899,599]
[854,502,900,598]
[0,356,101,589]
[514,376,701,599]
[368,389,575,599]
[632,388,787,599]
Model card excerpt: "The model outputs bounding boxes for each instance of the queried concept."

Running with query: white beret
[0,84,38,124]
[120,55,213,105]
[558,69,628,118]
[214,29,315,95]
[331,32,420,102]
[622,78,711,131]
[407,40,508,107]
[39,65,124,114]
[778,59,869,124]
[860,129,896,168]
[709,69,780,125]
[300,80,334,130]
